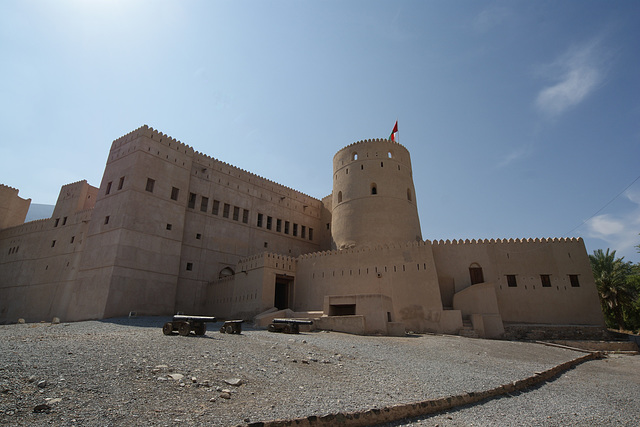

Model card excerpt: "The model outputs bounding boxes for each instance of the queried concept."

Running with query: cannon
[218,319,244,334]
[162,315,216,336]
[267,318,313,334]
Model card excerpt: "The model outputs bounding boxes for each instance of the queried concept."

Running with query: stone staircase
[459,318,479,338]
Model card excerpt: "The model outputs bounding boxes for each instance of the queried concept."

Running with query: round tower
[331,138,422,249]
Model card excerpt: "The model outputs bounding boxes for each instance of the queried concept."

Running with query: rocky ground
[0,317,638,426]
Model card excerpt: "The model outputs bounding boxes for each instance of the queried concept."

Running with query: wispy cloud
[585,189,640,259]
[535,38,607,117]
[497,144,532,168]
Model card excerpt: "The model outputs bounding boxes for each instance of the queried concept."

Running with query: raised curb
[243,352,603,427]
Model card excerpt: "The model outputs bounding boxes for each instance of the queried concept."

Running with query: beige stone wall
[0,181,95,323]
[331,139,421,249]
[294,241,446,333]
[0,184,31,230]
[431,238,604,326]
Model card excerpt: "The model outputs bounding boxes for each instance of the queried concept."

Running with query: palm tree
[589,249,634,330]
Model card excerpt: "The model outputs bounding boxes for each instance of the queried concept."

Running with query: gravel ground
[0,316,637,426]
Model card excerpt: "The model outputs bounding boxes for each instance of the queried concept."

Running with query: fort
[0,125,605,337]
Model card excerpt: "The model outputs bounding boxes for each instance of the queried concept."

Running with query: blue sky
[1,0,639,262]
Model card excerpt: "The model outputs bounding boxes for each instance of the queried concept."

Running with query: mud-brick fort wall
[0,181,95,322]
[431,237,604,326]
[0,185,31,230]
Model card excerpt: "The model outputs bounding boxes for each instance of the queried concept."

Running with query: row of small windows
[505,274,580,288]
[7,246,19,255]
[351,151,393,161]
[53,217,68,227]
[188,193,251,225]
[336,162,402,179]
[105,176,126,195]
[336,187,412,203]
[256,213,314,241]
[48,235,77,249]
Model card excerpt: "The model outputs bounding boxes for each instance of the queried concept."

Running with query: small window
[70,236,75,244]
[212,200,220,215]
[267,216,273,230]
[284,221,290,234]
[388,151,392,158]
[104,216,110,225]
[257,213,263,227]
[264,242,268,248]
[352,152,358,161]
[407,189,412,201]
[146,178,155,192]
[569,275,580,287]
[338,191,342,203]
[293,223,298,237]
[301,225,306,239]
[276,219,282,232]
[106,181,112,195]
[381,161,384,167]
[242,209,249,224]
[233,206,240,221]
[223,203,230,218]
[171,187,179,201]
[506,275,517,287]
[54,218,60,227]
[196,233,202,239]
[309,228,314,241]
[51,240,56,248]
[62,217,67,226]
[118,176,125,190]
[200,197,209,212]
[186,262,193,271]
[540,274,551,287]
[188,193,196,209]
[371,184,377,195]
[166,223,172,230]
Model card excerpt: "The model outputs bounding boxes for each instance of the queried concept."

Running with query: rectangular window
[301,225,306,239]
[200,196,209,212]
[267,216,272,230]
[223,203,230,218]
[242,209,249,224]
[309,228,314,241]
[293,223,298,237]
[212,200,220,215]
[145,178,155,192]
[104,216,110,225]
[62,217,67,226]
[257,213,263,227]
[276,219,282,232]
[506,275,517,287]
[106,181,112,195]
[196,233,202,239]
[569,274,580,287]
[284,221,290,234]
[233,206,239,221]
[186,262,193,271]
[54,218,60,227]
[51,240,56,248]
[171,187,179,201]
[188,193,196,209]
[118,176,125,190]
[166,223,172,230]
[540,274,551,287]
[70,236,75,244]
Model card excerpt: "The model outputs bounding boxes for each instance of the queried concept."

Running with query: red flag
[389,121,398,142]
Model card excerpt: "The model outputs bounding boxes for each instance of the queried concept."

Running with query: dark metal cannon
[219,319,244,334]
[162,315,216,336]
[268,318,313,334]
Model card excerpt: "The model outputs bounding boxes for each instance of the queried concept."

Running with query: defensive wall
[0,184,31,230]
[431,237,604,326]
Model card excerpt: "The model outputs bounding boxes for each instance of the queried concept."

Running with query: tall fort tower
[331,138,422,249]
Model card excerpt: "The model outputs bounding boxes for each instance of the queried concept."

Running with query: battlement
[110,125,193,154]
[192,151,322,204]
[430,237,583,245]
[341,137,409,152]
[299,239,427,260]
[0,184,20,194]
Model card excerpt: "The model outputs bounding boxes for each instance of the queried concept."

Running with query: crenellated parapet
[342,137,409,152]
[431,237,583,246]
[298,238,428,260]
